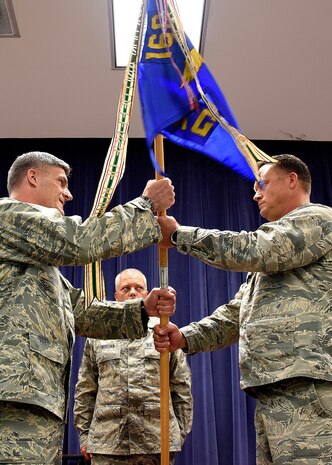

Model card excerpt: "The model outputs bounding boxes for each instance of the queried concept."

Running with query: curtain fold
[1,138,331,465]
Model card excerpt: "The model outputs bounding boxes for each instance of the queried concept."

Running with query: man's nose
[253,190,261,202]
[64,188,73,201]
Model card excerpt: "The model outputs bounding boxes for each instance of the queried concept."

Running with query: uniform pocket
[95,346,122,388]
[244,316,295,370]
[144,346,160,388]
[28,333,65,397]
[314,379,332,417]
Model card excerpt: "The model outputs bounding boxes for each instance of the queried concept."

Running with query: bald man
[74,268,193,465]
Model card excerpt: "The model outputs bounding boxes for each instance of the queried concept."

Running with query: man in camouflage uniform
[0,151,176,465]
[154,154,332,464]
[74,268,193,465]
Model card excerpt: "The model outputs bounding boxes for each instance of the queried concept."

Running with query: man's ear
[288,172,298,189]
[27,168,38,187]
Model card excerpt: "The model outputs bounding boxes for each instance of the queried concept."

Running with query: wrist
[180,332,188,351]
[171,229,178,246]
[140,194,154,211]
[141,299,149,328]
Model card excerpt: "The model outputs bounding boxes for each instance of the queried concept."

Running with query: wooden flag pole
[154,134,170,465]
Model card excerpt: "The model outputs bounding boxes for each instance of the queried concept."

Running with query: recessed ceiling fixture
[109,0,209,69]
[0,0,20,37]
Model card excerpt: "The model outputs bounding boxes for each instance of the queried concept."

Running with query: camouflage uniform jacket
[74,318,192,455]
[175,203,332,390]
[74,317,193,455]
[0,197,160,420]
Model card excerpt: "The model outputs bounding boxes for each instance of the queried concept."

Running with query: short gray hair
[115,268,148,291]
[7,151,71,194]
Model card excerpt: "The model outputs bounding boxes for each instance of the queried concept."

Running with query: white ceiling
[1,0,331,141]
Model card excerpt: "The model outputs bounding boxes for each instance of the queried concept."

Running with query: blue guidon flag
[138,0,274,180]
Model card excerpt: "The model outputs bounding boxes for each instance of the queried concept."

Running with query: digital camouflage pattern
[255,378,332,464]
[177,203,332,389]
[0,196,159,266]
[74,317,193,456]
[0,401,63,464]
[0,197,161,422]
[91,452,175,465]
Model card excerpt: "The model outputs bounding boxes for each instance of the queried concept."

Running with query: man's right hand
[142,178,175,212]
[153,322,187,353]
[81,446,91,461]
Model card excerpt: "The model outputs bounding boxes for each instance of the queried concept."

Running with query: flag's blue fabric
[138,0,255,180]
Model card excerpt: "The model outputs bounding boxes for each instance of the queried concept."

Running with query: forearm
[74,297,148,339]
[170,353,193,439]
[174,208,331,273]
[74,340,98,438]
[74,408,94,439]
[75,197,161,264]
[181,304,240,355]
[0,198,161,267]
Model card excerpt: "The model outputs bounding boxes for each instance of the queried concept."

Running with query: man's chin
[56,205,65,215]
[259,207,270,221]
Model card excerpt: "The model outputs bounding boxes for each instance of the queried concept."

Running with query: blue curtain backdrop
[1,139,331,465]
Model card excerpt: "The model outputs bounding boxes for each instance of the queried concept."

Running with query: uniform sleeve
[0,197,160,266]
[169,350,193,444]
[175,205,332,273]
[74,339,98,447]
[69,284,148,339]
[181,282,244,355]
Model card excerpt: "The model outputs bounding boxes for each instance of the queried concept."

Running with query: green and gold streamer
[84,0,147,306]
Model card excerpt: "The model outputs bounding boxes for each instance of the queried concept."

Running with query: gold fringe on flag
[164,0,276,180]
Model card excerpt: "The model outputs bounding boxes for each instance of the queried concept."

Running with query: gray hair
[115,268,148,291]
[7,151,71,194]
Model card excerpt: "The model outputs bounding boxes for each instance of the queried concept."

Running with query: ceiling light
[0,0,20,37]
[109,0,209,68]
